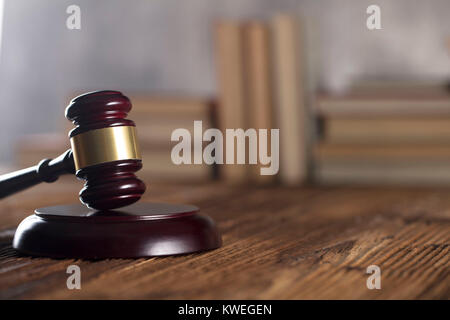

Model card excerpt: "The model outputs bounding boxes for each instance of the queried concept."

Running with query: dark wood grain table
[0,178,448,299]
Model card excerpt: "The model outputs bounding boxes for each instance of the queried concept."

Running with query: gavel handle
[0,149,75,199]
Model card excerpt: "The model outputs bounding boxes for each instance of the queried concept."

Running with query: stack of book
[15,133,69,167]
[214,14,309,185]
[130,96,216,182]
[314,83,450,185]
[15,97,217,183]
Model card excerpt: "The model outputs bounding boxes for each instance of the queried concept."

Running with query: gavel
[0,90,146,210]
[6,90,221,258]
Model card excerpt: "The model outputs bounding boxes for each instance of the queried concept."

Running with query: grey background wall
[0,0,449,164]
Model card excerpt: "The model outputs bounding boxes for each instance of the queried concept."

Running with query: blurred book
[214,21,248,183]
[213,14,309,185]
[132,96,212,119]
[15,133,69,167]
[322,117,450,144]
[350,79,450,95]
[131,97,215,147]
[18,96,217,183]
[272,14,308,185]
[140,151,211,182]
[129,95,217,182]
[315,143,450,160]
[243,21,274,184]
[315,143,450,185]
[316,159,450,185]
[316,87,450,116]
[315,84,450,185]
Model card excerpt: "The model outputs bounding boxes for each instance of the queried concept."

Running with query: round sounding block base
[13,202,221,259]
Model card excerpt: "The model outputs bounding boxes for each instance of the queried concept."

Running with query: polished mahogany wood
[65,90,136,137]
[66,90,146,210]
[13,202,222,258]
[0,149,74,198]
[76,160,146,210]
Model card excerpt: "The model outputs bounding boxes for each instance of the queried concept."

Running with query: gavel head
[65,90,146,210]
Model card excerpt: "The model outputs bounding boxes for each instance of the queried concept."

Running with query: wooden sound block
[13,203,221,259]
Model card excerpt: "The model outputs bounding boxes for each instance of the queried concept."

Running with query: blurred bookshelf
[14,96,218,184]
[131,96,217,183]
[315,82,450,185]
[12,13,450,187]
[215,14,309,185]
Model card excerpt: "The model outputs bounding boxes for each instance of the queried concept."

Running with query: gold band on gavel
[70,126,141,170]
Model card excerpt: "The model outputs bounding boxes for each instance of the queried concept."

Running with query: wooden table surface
[0,178,448,299]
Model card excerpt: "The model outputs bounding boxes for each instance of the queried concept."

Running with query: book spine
[243,22,274,184]
[272,14,308,185]
[215,21,248,183]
